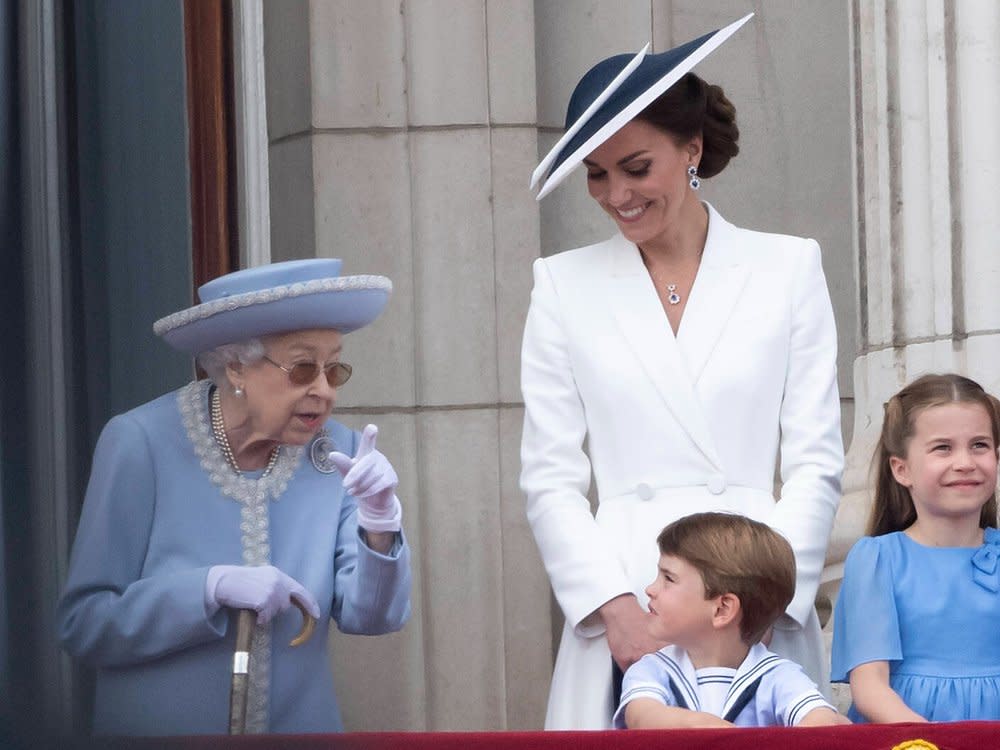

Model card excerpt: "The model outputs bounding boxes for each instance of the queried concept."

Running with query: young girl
[831,373,1000,722]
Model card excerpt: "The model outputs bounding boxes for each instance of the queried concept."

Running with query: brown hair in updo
[634,72,739,179]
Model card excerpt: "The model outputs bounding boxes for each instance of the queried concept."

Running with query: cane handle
[290,598,316,647]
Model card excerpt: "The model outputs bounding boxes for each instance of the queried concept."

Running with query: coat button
[635,483,654,501]
[707,474,727,494]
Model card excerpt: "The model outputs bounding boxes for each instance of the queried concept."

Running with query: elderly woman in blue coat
[57,259,411,735]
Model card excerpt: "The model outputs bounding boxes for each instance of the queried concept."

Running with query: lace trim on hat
[178,379,305,732]
[153,275,393,336]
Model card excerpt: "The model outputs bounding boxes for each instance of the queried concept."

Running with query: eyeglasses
[261,355,352,388]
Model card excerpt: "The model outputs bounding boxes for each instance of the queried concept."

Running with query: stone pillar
[824,0,1000,695]
[262,0,549,731]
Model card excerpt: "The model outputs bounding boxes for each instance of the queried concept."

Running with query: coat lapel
[676,204,751,385]
[653,647,700,711]
[606,234,723,470]
[722,644,781,722]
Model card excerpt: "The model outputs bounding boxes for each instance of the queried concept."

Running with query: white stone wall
[264,0,548,730]
[261,0,855,730]
[824,0,1000,712]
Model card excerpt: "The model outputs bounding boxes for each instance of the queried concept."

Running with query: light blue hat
[153,259,391,354]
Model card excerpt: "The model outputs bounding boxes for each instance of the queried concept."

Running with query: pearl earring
[234,385,244,398]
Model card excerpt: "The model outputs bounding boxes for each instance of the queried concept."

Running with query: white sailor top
[613,643,834,728]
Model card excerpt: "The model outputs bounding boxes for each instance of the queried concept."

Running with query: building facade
[3,0,999,736]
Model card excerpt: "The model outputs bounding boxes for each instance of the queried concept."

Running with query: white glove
[206,564,320,625]
[329,424,402,533]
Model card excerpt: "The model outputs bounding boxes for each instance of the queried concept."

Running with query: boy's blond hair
[656,512,795,644]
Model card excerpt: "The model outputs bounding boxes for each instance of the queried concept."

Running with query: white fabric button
[635,483,654,501]
[707,474,727,495]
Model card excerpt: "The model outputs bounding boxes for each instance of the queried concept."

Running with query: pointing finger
[356,424,378,458]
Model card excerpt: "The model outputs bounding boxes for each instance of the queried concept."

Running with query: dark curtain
[0,0,22,739]
[1,0,193,743]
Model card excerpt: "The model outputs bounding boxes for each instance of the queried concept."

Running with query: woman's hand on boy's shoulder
[599,594,666,669]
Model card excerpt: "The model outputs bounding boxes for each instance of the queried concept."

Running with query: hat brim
[153,275,391,354]
[533,12,753,200]
[529,43,651,191]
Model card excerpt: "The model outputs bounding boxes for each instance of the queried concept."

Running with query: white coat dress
[519,203,843,729]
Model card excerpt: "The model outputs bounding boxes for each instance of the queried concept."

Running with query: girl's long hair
[867,373,1000,536]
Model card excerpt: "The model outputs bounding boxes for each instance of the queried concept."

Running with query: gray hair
[196,338,266,385]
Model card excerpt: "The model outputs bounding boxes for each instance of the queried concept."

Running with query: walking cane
[228,600,317,734]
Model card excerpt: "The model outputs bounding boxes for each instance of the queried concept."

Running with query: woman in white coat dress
[520,15,843,729]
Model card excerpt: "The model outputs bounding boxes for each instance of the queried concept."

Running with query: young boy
[615,512,849,729]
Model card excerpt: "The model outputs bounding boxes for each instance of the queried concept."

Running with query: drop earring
[234,385,244,398]
[687,164,700,190]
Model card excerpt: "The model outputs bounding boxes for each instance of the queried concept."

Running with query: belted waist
[594,482,778,598]
[603,480,773,502]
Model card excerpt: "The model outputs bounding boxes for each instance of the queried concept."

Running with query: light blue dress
[831,529,1000,722]
[57,380,411,735]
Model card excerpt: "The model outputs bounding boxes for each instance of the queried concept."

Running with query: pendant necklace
[653,248,704,306]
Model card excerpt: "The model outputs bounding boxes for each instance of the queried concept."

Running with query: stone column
[262,0,548,731]
[824,0,1000,653]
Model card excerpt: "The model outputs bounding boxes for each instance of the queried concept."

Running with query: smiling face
[890,402,999,528]
[583,119,701,248]
[644,553,717,649]
[235,328,344,446]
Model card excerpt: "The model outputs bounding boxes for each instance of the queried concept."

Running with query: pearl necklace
[210,387,279,477]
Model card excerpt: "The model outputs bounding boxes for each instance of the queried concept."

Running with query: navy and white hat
[530,13,753,200]
[153,259,391,354]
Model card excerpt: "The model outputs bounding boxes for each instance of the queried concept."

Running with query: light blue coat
[57,382,411,735]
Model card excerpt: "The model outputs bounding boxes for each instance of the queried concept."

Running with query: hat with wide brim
[153,259,391,355]
[530,12,753,200]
